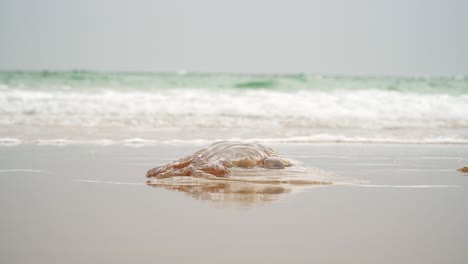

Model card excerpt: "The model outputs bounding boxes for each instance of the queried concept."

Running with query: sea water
[1,71,467,145]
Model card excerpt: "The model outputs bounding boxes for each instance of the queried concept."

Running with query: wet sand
[1,143,467,263]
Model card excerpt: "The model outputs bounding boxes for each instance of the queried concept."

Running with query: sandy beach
[1,143,467,263]
[2,0,467,262]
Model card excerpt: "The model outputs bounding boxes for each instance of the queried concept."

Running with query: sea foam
[1,73,468,144]
[2,89,467,129]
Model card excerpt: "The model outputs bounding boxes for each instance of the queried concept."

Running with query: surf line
[353,184,464,188]
[72,180,464,188]
[73,179,145,186]
[0,169,55,174]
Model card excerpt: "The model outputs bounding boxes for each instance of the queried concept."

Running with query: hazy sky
[1,0,467,75]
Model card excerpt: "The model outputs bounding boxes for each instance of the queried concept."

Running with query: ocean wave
[1,88,468,130]
[1,71,468,93]
[2,73,467,144]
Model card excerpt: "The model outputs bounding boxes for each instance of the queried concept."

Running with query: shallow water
[1,72,468,145]
[1,143,467,263]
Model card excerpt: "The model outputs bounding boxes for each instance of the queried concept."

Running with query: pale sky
[1,0,467,75]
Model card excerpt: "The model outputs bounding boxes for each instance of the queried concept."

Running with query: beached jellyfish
[146,141,293,179]
[146,141,344,205]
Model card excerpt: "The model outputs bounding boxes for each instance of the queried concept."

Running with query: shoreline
[2,137,468,146]
[1,143,467,263]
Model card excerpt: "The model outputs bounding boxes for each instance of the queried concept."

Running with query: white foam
[1,89,468,129]
[73,180,145,185]
[394,169,455,172]
[35,139,76,145]
[2,88,468,144]
[2,135,468,146]
[122,138,158,145]
[72,180,464,189]
[357,184,464,188]
[245,135,468,144]
[0,169,55,174]
[0,138,22,145]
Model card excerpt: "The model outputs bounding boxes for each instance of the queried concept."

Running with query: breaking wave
[2,89,467,129]
[1,71,467,145]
